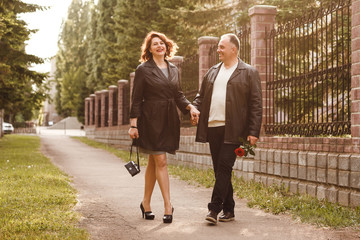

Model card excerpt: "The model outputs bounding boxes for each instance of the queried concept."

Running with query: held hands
[189,105,200,126]
[247,135,258,146]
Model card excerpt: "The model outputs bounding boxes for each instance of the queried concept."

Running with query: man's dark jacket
[130,58,190,153]
[193,58,262,144]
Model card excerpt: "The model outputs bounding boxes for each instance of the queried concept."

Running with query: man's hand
[247,135,258,146]
[187,104,200,126]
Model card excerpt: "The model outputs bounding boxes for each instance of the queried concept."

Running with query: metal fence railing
[265,0,352,136]
[237,26,251,64]
[179,54,199,126]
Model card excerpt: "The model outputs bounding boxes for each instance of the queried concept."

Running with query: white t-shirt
[208,62,237,127]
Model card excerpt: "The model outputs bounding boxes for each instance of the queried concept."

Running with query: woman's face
[149,37,166,58]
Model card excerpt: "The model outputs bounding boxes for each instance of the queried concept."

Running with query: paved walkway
[40,135,358,240]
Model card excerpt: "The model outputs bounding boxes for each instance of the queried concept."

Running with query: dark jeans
[207,126,239,214]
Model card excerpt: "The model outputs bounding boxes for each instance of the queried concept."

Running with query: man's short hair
[221,33,240,52]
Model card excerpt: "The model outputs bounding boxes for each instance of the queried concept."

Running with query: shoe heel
[140,202,155,220]
[140,203,145,218]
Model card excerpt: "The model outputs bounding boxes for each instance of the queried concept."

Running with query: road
[40,134,358,240]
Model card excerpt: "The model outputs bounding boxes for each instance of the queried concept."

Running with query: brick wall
[85,3,360,206]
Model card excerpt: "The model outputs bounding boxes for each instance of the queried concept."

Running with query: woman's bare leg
[153,153,172,214]
[142,154,156,211]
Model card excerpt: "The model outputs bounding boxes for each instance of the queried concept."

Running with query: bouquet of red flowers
[234,137,256,157]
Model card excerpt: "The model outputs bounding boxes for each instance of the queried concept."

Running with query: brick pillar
[85,97,90,126]
[130,72,135,108]
[89,94,95,125]
[118,80,129,125]
[169,56,183,68]
[249,5,277,133]
[101,90,109,127]
[352,0,360,138]
[108,85,117,127]
[198,36,219,88]
[95,91,101,128]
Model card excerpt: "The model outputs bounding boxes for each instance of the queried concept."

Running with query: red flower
[235,147,245,157]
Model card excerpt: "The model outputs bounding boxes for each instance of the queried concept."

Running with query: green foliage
[262,0,333,22]
[264,0,351,133]
[0,0,48,123]
[72,136,149,166]
[113,0,160,80]
[55,0,92,122]
[59,66,90,123]
[0,135,88,239]
[55,0,346,125]
[94,0,118,89]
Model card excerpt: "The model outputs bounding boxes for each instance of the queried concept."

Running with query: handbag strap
[130,139,140,170]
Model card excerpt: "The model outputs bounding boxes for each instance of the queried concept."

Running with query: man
[192,33,262,224]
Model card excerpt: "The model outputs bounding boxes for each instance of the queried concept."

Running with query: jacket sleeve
[130,66,145,118]
[247,68,263,138]
[174,70,191,114]
[192,71,209,112]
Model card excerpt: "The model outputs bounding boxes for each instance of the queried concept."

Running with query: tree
[0,0,48,122]
[94,0,118,89]
[55,0,92,123]
[56,0,341,126]
[85,3,100,91]
[113,0,161,80]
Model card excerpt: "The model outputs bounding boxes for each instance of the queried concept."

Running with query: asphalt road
[40,135,358,240]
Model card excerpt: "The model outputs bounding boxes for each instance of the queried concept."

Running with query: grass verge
[73,136,360,228]
[0,135,89,239]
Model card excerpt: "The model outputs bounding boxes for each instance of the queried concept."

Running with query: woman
[128,31,199,224]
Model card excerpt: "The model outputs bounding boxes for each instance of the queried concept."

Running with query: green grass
[0,135,89,240]
[72,137,148,166]
[73,136,360,228]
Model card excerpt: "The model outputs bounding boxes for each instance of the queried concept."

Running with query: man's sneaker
[219,212,235,222]
[205,210,218,224]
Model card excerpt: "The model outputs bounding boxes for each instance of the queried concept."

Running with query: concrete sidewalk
[40,135,357,240]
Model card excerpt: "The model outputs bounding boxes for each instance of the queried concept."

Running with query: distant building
[42,58,62,126]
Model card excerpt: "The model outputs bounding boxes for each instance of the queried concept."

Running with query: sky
[20,0,73,73]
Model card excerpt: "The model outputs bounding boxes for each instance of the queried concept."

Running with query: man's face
[217,36,236,62]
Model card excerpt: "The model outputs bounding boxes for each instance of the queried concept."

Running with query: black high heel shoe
[140,202,155,220]
[163,207,174,223]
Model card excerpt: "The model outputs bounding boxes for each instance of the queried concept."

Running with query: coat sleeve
[247,68,263,138]
[174,70,191,114]
[192,71,209,112]
[130,66,145,118]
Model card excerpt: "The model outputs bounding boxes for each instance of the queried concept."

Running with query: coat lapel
[209,62,222,85]
[147,58,176,91]
[167,61,177,83]
[228,58,247,82]
[147,58,165,80]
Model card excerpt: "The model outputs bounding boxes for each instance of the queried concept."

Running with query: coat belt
[144,98,177,132]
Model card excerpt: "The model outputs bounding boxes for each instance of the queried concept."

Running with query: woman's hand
[187,104,200,126]
[128,127,139,139]
[129,118,139,139]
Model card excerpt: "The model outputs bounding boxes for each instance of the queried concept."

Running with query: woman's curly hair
[140,31,178,63]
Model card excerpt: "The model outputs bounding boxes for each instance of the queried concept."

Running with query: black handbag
[124,140,140,177]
